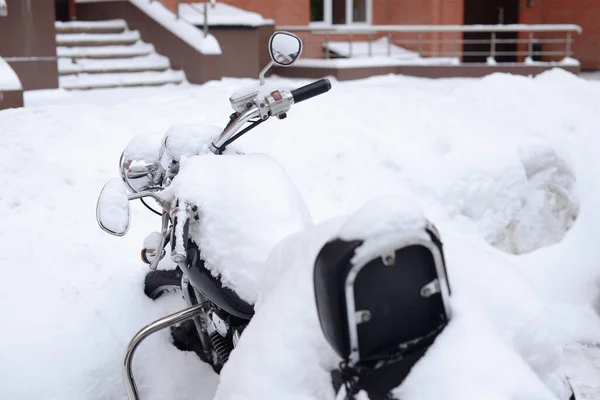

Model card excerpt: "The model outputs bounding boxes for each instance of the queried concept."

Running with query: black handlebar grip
[291,79,332,104]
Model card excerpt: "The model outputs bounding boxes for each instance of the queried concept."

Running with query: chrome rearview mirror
[259,31,303,85]
[96,178,131,236]
[269,31,302,66]
[119,134,163,193]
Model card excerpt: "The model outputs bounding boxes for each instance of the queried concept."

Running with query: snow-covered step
[58,54,170,75]
[56,31,141,47]
[57,43,155,59]
[59,70,186,90]
[55,20,127,34]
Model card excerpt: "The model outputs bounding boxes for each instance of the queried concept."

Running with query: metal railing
[276,24,582,62]
[151,0,216,37]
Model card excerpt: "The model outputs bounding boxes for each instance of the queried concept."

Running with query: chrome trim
[127,190,163,202]
[344,237,452,366]
[123,304,205,400]
[208,310,230,337]
[258,60,274,86]
[210,106,260,153]
[149,212,170,271]
[420,279,441,298]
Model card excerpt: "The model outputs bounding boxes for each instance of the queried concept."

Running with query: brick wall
[155,0,599,67]
[541,0,600,69]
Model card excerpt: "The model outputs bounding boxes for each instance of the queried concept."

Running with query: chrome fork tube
[123,304,205,400]
[149,212,170,271]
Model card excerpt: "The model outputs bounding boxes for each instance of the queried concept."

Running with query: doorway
[463,0,519,63]
[55,0,76,21]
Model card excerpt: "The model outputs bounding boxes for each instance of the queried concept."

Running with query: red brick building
[166,0,599,69]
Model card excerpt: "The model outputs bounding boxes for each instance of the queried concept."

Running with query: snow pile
[165,153,312,303]
[1,70,600,399]
[340,196,431,267]
[180,2,274,27]
[436,140,579,254]
[129,0,221,55]
[0,57,22,91]
[215,198,571,400]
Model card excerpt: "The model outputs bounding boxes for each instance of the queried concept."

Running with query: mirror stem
[259,61,274,86]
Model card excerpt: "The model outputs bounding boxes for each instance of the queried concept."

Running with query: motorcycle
[96,31,331,399]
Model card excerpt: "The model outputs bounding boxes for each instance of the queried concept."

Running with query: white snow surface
[55,19,127,30]
[58,54,170,74]
[180,2,274,27]
[294,56,460,69]
[0,57,22,90]
[165,153,312,304]
[216,214,573,400]
[130,0,222,55]
[57,43,155,58]
[56,31,141,45]
[1,70,600,399]
[325,37,420,59]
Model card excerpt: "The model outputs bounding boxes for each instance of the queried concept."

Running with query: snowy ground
[1,70,600,399]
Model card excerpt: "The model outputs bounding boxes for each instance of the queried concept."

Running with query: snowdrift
[0,69,599,399]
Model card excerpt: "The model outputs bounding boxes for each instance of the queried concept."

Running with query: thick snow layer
[2,70,600,399]
[165,153,312,303]
[59,69,185,89]
[57,43,155,59]
[130,0,222,55]
[180,2,274,27]
[55,19,127,30]
[0,57,22,90]
[215,214,573,400]
[58,54,170,74]
[56,31,141,45]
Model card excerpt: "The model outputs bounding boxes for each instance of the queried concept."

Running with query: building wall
[0,0,58,90]
[222,0,463,58]
[162,0,598,67]
[517,0,599,69]
[540,0,600,69]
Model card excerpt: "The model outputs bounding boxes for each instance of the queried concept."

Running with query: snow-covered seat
[313,197,452,397]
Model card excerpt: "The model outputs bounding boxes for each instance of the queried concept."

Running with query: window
[310,0,371,25]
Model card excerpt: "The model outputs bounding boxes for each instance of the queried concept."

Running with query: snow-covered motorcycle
[95,31,331,399]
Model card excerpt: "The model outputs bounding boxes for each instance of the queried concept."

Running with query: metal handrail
[150,0,216,37]
[276,24,582,62]
[276,24,582,34]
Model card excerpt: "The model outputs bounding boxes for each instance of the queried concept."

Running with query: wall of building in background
[0,0,58,89]
[215,0,598,68]
[219,0,463,58]
[103,0,600,68]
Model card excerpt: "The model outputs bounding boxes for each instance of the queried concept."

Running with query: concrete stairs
[55,20,186,90]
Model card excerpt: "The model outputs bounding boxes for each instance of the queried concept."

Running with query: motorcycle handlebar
[291,79,332,104]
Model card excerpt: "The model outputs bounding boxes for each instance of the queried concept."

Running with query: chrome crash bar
[123,304,205,400]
